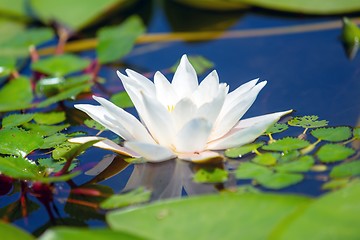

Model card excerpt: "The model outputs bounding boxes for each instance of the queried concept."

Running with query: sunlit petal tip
[178,151,224,164]
[124,141,176,162]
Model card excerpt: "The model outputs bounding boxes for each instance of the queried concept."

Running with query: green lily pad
[311,127,352,142]
[263,123,289,135]
[235,162,273,180]
[257,172,304,190]
[279,150,300,162]
[330,160,360,179]
[251,153,279,166]
[193,167,228,183]
[0,57,16,77]
[288,115,328,129]
[341,17,360,59]
[37,157,77,173]
[275,155,315,173]
[100,187,151,210]
[97,15,145,64]
[40,133,68,149]
[2,113,34,128]
[0,18,25,44]
[322,178,350,190]
[0,76,33,112]
[31,54,90,77]
[224,142,264,158]
[316,144,355,163]
[0,156,43,179]
[110,91,134,109]
[0,221,34,240]
[262,137,310,152]
[22,123,69,137]
[84,119,106,131]
[353,127,360,139]
[52,140,100,161]
[34,112,66,125]
[0,127,43,157]
[170,55,214,75]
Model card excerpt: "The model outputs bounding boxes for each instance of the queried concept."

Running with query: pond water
[1,0,360,236]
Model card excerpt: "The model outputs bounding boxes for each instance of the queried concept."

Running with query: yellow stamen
[167,105,175,112]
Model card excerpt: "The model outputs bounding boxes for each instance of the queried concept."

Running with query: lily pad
[279,150,300,162]
[251,153,279,166]
[40,133,68,149]
[262,137,310,152]
[341,17,360,59]
[322,178,350,190]
[225,142,264,158]
[263,123,289,135]
[235,162,272,180]
[34,112,66,125]
[256,172,304,190]
[170,55,214,75]
[22,123,69,137]
[288,115,328,129]
[110,91,134,109]
[0,156,43,179]
[52,140,100,161]
[0,221,34,240]
[2,113,34,128]
[193,167,228,183]
[353,127,360,139]
[0,76,33,112]
[330,160,360,179]
[311,127,352,142]
[37,157,76,172]
[0,56,16,77]
[84,119,106,131]
[316,144,355,163]
[275,155,315,173]
[100,187,151,210]
[97,15,145,64]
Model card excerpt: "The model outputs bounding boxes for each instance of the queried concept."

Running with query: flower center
[167,105,175,112]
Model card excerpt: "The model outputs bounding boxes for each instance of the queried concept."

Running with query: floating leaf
[40,133,68,149]
[224,142,264,158]
[263,123,289,135]
[353,127,360,139]
[257,172,304,189]
[311,127,352,142]
[322,178,350,190]
[23,123,69,137]
[0,76,33,112]
[110,91,134,109]
[84,119,106,131]
[52,140,100,161]
[34,112,66,125]
[0,221,35,240]
[279,150,300,162]
[100,187,151,210]
[174,0,248,11]
[288,115,328,129]
[262,137,310,152]
[0,156,43,179]
[170,55,214,75]
[251,153,279,166]
[2,113,34,128]
[31,54,90,77]
[235,162,272,180]
[341,17,360,59]
[193,167,228,183]
[330,160,360,179]
[38,157,77,173]
[0,127,43,157]
[316,144,355,163]
[0,56,16,77]
[97,15,145,64]
[275,155,315,173]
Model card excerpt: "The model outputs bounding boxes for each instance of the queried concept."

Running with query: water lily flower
[70,55,291,162]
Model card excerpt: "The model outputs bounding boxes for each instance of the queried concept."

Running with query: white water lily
[70,55,291,162]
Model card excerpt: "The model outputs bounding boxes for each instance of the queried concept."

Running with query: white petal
[140,92,174,147]
[124,141,176,162]
[92,96,155,144]
[177,151,223,163]
[225,78,259,108]
[210,81,267,141]
[191,70,220,106]
[125,69,155,96]
[171,98,197,131]
[234,110,293,129]
[171,55,198,98]
[75,104,134,140]
[69,136,140,157]
[175,118,212,153]
[154,71,178,107]
[207,110,292,150]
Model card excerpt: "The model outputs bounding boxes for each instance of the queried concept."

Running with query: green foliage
[97,15,145,64]
[316,144,355,163]
[84,119,106,131]
[37,157,76,172]
[274,155,315,173]
[0,221,34,240]
[193,167,228,183]
[174,0,248,11]
[262,137,310,152]
[170,55,214,75]
[341,17,360,59]
[0,156,43,179]
[0,76,33,112]
[311,127,352,142]
[330,161,360,179]
[256,172,304,190]
[31,54,90,77]
[34,112,66,125]
[0,127,43,157]
[0,0,29,19]
[2,113,34,128]
[0,56,16,77]
[322,178,350,190]
[224,142,264,158]
[52,140,100,161]
[353,127,360,139]
[251,153,279,166]
[110,91,134,109]
[22,123,69,137]
[235,162,272,180]
[100,187,151,210]
[288,115,328,129]
[263,123,289,135]
[40,133,68,149]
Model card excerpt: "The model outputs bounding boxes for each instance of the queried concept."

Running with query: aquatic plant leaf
[262,137,310,152]
[263,123,289,135]
[341,17,360,59]
[39,227,145,240]
[52,140,100,161]
[311,127,352,142]
[239,0,360,14]
[235,162,272,180]
[0,221,35,240]
[278,181,360,239]
[251,153,279,166]
[170,55,214,75]
[31,54,90,77]
[2,113,34,128]
[256,172,304,189]
[30,0,130,31]
[34,112,66,125]
[37,157,76,172]
[330,160,360,179]
[316,144,355,163]
[0,18,25,44]
[0,76,33,112]
[84,119,106,131]
[37,83,92,108]
[193,167,228,183]
[107,193,310,240]
[322,178,350,190]
[279,150,300,162]
[22,123,69,137]
[0,0,29,18]
[97,15,145,64]
[224,142,264,158]
[288,115,328,128]
[40,133,68,149]
[110,91,134,109]
[0,56,16,77]
[353,127,360,139]
[0,28,54,57]
[0,127,43,157]
[174,0,248,11]
[0,156,43,179]
[100,187,151,210]
[275,155,315,173]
